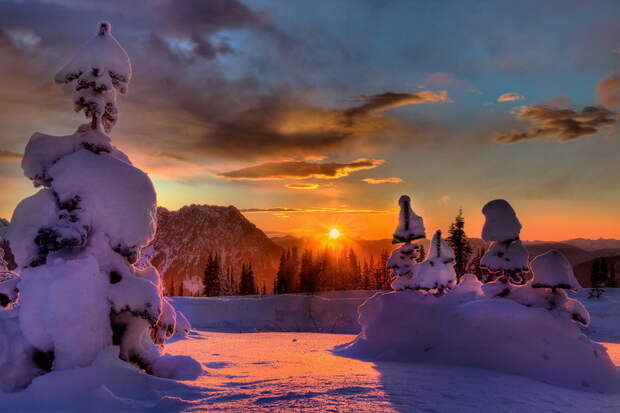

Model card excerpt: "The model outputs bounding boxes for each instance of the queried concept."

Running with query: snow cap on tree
[531,249,581,290]
[413,230,457,292]
[392,195,425,244]
[481,199,521,242]
[55,21,132,132]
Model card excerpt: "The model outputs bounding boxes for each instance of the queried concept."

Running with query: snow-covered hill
[150,205,282,295]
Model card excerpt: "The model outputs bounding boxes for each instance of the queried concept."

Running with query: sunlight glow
[328,228,341,239]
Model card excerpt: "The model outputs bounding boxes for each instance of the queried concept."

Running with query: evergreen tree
[203,252,221,297]
[275,250,288,294]
[446,209,472,281]
[589,258,606,298]
[609,263,617,288]
[239,263,257,295]
[299,250,318,293]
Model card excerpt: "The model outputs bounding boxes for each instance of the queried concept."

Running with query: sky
[0,0,619,241]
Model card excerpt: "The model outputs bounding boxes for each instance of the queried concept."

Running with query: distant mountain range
[271,235,620,288]
[0,210,618,291]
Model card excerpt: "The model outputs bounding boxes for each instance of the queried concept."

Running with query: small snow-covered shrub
[1,22,199,392]
[387,194,456,295]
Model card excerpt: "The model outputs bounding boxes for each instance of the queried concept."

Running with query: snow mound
[0,346,201,411]
[532,249,581,290]
[481,199,521,242]
[337,287,619,391]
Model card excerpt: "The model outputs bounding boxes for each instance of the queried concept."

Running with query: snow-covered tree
[387,194,425,291]
[54,22,131,132]
[412,230,457,295]
[479,199,530,296]
[530,250,589,326]
[0,22,200,392]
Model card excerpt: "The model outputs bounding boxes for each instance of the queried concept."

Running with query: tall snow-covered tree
[480,199,530,289]
[446,209,472,281]
[0,22,200,391]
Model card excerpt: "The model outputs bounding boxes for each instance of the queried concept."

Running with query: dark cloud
[495,105,616,143]
[218,159,384,180]
[343,91,449,119]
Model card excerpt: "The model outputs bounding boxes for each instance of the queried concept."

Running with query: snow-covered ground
[163,289,620,412]
[2,290,619,412]
[164,330,620,412]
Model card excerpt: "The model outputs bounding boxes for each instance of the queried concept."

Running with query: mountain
[523,242,596,266]
[150,205,282,296]
[561,238,620,252]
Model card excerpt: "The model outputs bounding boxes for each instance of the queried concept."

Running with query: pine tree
[609,263,617,288]
[299,250,318,293]
[239,263,257,295]
[446,209,472,281]
[275,251,288,294]
[589,259,605,298]
[467,247,485,281]
[203,252,221,297]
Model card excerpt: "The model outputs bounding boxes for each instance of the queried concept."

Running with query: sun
[328,228,341,239]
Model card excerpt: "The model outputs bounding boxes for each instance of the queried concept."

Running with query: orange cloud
[597,73,620,107]
[285,183,320,190]
[362,177,403,184]
[0,149,22,162]
[241,207,388,214]
[497,92,524,102]
[218,158,384,180]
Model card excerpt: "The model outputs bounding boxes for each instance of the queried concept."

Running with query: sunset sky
[1,0,619,241]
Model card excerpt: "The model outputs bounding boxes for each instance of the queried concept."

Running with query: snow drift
[336,196,620,391]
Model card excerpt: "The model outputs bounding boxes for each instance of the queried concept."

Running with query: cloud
[285,183,320,190]
[343,90,450,120]
[240,207,388,214]
[597,73,620,107]
[419,72,480,94]
[495,104,616,143]
[362,177,403,184]
[497,92,524,102]
[0,149,23,162]
[218,158,384,180]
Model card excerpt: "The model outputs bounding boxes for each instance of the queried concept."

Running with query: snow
[392,195,425,243]
[1,291,619,410]
[337,286,619,391]
[531,249,581,289]
[481,199,522,242]
[54,22,131,132]
[480,239,529,274]
[413,230,457,292]
[1,21,196,396]
[159,330,620,412]
[48,149,157,258]
[172,291,377,333]
[5,189,58,268]
[21,127,114,187]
